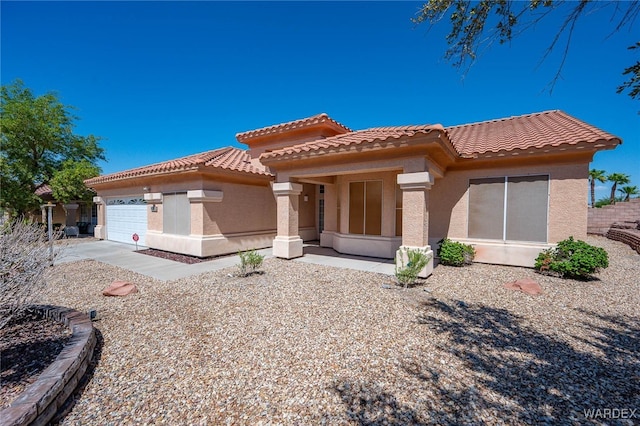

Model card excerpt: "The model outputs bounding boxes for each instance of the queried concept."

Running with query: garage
[106,197,148,246]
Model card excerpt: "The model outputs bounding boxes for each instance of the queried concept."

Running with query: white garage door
[106,197,148,246]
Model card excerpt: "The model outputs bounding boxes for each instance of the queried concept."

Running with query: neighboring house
[33,184,97,233]
[85,110,621,275]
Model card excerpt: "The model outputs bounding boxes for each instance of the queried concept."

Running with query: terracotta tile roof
[260,110,620,163]
[85,147,272,186]
[260,124,445,161]
[236,113,351,143]
[445,110,621,157]
[35,184,52,196]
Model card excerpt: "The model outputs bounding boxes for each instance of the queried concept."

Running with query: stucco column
[272,182,304,259]
[92,197,106,239]
[320,184,337,248]
[396,172,434,278]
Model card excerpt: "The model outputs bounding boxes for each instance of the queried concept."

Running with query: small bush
[1,219,60,329]
[395,247,431,289]
[534,236,608,279]
[437,239,475,266]
[238,249,265,277]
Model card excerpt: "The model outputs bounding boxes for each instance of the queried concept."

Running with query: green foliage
[589,169,607,208]
[594,197,613,208]
[617,42,640,101]
[237,249,265,277]
[607,173,631,204]
[437,238,475,267]
[0,79,105,216]
[617,185,639,202]
[395,247,431,288]
[413,1,639,101]
[50,159,100,204]
[534,237,608,279]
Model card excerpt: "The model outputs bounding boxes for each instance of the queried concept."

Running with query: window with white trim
[468,175,549,242]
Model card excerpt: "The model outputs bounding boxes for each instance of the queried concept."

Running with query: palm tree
[588,169,607,208]
[608,173,631,204]
[617,185,639,201]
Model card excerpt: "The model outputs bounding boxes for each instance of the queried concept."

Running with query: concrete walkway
[56,240,395,281]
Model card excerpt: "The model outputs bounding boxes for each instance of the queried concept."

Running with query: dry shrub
[0,219,60,329]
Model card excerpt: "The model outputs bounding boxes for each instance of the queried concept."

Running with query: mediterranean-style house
[32,184,97,235]
[85,110,621,276]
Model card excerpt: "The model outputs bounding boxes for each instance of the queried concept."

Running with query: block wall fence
[587,198,640,235]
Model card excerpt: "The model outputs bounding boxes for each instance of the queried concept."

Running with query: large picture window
[349,181,382,236]
[163,192,191,235]
[468,175,549,242]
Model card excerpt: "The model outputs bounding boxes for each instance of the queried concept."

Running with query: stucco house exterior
[85,110,621,276]
[32,184,97,235]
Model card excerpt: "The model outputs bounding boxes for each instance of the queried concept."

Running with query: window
[395,184,402,237]
[349,181,382,236]
[318,199,325,234]
[163,192,191,235]
[468,175,548,242]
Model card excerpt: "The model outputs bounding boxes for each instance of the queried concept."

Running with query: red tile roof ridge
[235,113,352,142]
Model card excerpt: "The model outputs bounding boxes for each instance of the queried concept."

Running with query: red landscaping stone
[102,281,138,297]
[503,278,543,296]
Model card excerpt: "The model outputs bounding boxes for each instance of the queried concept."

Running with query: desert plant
[437,238,475,266]
[607,173,631,204]
[0,219,60,329]
[395,247,431,289]
[237,249,265,277]
[534,236,608,279]
[589,169,607,208]
[618,185,639,201]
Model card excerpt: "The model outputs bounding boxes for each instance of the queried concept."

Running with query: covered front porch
[269,162,443,278]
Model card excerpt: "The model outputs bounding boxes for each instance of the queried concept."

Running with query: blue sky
[2,1,638,201]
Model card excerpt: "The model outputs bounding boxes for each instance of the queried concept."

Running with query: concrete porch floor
[56,240,395,281]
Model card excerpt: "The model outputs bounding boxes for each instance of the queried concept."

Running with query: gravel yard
[40,236,639,425]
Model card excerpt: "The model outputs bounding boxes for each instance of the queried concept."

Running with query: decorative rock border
[607,228,640,254]
[0,306,96,426]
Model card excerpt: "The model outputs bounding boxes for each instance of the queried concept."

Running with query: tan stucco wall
[202,181,276,235]
[429,161,589,244]
[299,183,316,229]
[92,175,278,255]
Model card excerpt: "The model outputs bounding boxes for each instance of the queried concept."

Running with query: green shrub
[437,239,475,266]
[237,249,265,277]
[534,236,608,279]
[395,247,431,289]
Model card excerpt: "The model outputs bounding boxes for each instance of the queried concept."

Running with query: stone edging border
[0,305,97,426]
[607,228,640,254]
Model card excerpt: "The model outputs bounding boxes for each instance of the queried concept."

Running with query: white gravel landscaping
[41,236,639,425]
